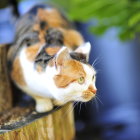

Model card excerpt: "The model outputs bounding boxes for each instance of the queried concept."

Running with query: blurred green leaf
[129,13,140,27]
[51,0,140,40]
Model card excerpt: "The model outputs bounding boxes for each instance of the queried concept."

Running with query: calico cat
[8,5,97,113]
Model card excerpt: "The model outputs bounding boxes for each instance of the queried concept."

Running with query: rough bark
[0,45,12,112]
[0,103,75,140]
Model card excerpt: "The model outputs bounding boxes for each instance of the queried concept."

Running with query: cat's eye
[78,77,85,84]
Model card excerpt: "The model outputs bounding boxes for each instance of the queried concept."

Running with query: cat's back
[8,4,84,62]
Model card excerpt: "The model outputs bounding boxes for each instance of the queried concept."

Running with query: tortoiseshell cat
[8,5,97,112]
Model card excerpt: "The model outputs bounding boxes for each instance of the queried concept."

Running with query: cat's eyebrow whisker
[95,69,102,74]
[92,56,102,67]
[92,57,99,67]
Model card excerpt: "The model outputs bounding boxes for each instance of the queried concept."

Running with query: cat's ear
[75,42,91,61]
[55,47,71,66]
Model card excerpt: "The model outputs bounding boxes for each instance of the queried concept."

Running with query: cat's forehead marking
[54,60,86,88]
[62,60,86,77]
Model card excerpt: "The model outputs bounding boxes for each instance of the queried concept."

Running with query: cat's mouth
[82,91,96,101]
[82,86,97,101]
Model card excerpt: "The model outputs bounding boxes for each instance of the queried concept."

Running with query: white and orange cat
[8,5,97,113]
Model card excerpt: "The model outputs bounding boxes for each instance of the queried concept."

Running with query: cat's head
[49,42,97,104]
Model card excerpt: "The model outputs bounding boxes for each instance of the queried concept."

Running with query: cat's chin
[74,96,95,102]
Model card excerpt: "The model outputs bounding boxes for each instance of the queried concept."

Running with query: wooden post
[0,45,12,112]
[0,103,75,140]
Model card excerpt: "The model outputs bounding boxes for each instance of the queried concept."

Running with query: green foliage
[51,0,140,40]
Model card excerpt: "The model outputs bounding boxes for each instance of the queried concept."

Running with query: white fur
[75,42,91,60]
[18,46,96,112]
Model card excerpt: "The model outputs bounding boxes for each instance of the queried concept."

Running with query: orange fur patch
[48,58,55,67]
[45,47,61,55]
[37,8,69,28]
[32,8,84,50]
[54,60,86,88]
[36,65,43,73]
[11,57,26,86]
[63,29,84,49]
[25,43,41,61]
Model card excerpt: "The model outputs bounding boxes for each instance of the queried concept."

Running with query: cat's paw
[35,98,53,113]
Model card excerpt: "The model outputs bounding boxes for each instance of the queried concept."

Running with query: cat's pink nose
[90,88,97,94]
[89,85,97,94]
[92,89,97,94]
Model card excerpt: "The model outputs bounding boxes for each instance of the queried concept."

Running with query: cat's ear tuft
[55,47,71,65]
[75,42,91,61]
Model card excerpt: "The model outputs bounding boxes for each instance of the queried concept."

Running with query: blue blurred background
[0,0,140,140]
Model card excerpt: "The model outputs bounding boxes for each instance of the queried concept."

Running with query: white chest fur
[19,48,58,98]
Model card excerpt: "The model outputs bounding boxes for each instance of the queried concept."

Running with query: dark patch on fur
[20,32,39,47]
[15,14,36,42]
[34,44,54,70]
[9,32,39,64]
[70,52,87,63]
[46,28,64,46]
[34,27,64,69]
[40,21,48,30]
[28,4,52,15]
[8,4,78,71]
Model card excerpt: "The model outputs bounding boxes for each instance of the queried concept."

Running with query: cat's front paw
[35,98,53,113]
[36,103,53,113]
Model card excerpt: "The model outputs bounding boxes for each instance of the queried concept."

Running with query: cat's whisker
[94,98,100,113]
[95,96,104,106]
[91,99,94,105]
[92,56,102,67]
[78,102,82,115]
[92,57,99,67]
[62,102,78,118]
[95,69,102,74]
[52,104,62,112]
[89,98,94,105]
[84,102,87,109]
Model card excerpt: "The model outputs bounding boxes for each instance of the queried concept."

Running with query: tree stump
[0,103,75,140]
[0,45,12,112]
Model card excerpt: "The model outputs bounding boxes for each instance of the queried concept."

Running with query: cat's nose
[92,89,97,94]
[90,88,97,94]
[88,85,97,94]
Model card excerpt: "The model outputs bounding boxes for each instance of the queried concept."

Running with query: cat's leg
[33,96,53,113]
[53,99,66,106]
